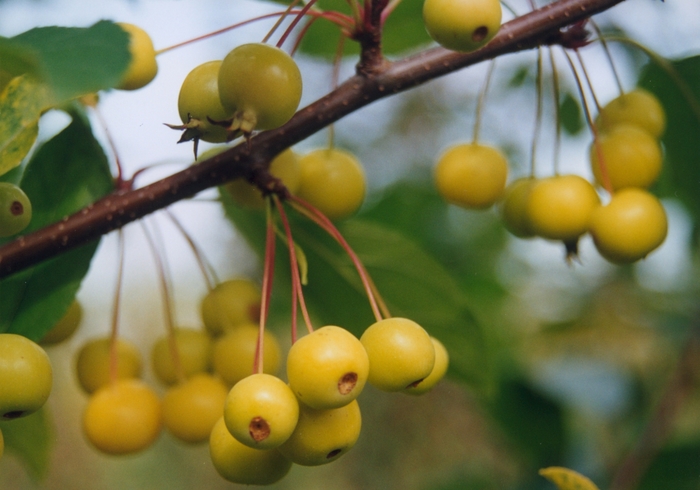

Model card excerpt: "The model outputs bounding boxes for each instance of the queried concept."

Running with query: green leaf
[0,109,114,341]
[221,190,490,389]
[638,442,700,490]
[0,75,48,176]
[639,56,700,223]
[3,20,130,103]
[560,92,584,135]
[0,408,54,481]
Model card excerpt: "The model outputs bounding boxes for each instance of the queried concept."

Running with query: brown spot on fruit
[326,449,342,459]
[338,372,358,395]
[3,410,24,419]
[472,26,489,43]
[249,416,271,442]
[10,201,23,216]
[406,378,425,389]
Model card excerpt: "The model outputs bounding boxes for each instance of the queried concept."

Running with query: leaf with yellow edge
[539,467,600,490]
[0,74,51,176]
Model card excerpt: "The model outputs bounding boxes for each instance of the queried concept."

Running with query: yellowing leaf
[539,467,600,490]
[0,74,51,176]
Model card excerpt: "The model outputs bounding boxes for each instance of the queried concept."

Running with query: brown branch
[0,0,624,279]
[609,316,700,490]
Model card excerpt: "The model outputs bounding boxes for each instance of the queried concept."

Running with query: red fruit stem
[563,49,613,194]
[164,209,217,291]
[91,105,125,188]
[254,203,276,374]
[140,219,185,383]
[274,197,314,338]
[380,0,402,25]
[263,0,302,45]
[289,195,383,322]
[155,12,303,55]
[277,0,321,50]
[108,230,125,386]
[548,48,562,175]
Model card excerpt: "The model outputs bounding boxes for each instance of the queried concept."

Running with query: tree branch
[0,0,624,279]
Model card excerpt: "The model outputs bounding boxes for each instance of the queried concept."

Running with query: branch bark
[0,0,624,278]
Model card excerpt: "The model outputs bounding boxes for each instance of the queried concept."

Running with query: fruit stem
[254,201,277,374]
[277,0,321,49]
[574,49,602,114]
[140,219,185,384]
[273,196,315,339]
[263,0,302,44]
[548,48,562,176]
[472,59,497,144]
[108,229,126,386]
[605,36,700,127]
[89,103,126,188]
[530,47,544,177]
[288,195,384,322]
[591,21,625,98]
[562,49,614,194]
[164,209,217,292]
[156,12,302,55]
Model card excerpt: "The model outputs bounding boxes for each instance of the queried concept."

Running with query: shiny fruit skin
[218,43,302,132]
[209,416,292,485]
[278,399,361,466]
[596,88,666,138]
[360,317,435,392]
[297,148,366,220]
[151,328,212,385]
[225,148,301,209]
[116,23,158,91]
[403,337,449,395]
[0,334,52,420]
[162,373,228,444]
[589,188,667,263]
[589,124,662,191]
[212,325,281,386]
[224,373,299,450]
[500,177,537,238]
[41,300,82,345]
[75,337,142,394]
[200,279,261,336]
[434,143,508,209]
[0,182,32,238]
[287,326,368,410]
[83,378,162,455]
[177,60,230,143]
[423,0,502,52]
[526,175,600,241]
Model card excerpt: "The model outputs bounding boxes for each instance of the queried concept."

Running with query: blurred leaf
[639,56,700,224]
[0,109,114,341]
[638,442,700,490]
[2,20,130,103]
[221,189,490,389]
[0,75,49,176]
[560,92,584,135]
[539,467,600,490]
[509,66,530,87]
[489,378,567,472]
[0,408,53,481]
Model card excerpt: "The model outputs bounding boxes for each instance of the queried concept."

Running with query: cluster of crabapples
[435,88,669,263]
[0,275,448,486]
